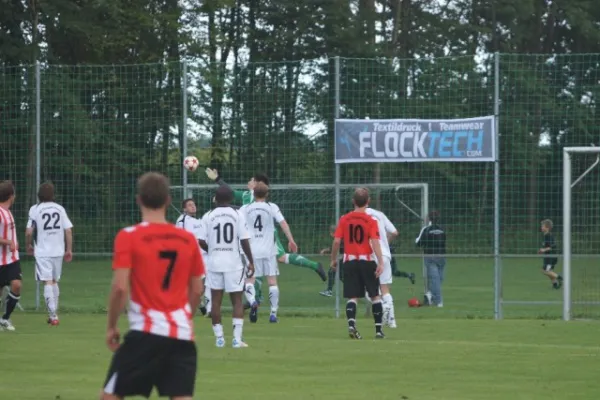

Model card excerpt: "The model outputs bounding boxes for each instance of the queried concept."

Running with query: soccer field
[4,256,600,399]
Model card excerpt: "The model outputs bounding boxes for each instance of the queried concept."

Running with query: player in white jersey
[0,180,21,331]
[176,198,212,316]
[366,207,399,328]
[25,182,73,325]
[240,182,298,324]
[199,186,255,348]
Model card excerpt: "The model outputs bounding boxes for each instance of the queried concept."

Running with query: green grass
[3,316,600,399]
[4,256,600,399]
[13,255,600,319]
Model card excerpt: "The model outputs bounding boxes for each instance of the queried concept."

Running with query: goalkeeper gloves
[205,167,219,181]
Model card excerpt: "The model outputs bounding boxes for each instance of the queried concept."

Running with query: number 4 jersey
[240,201,285,259]
[199,206,250,272]
[27,202,74,257]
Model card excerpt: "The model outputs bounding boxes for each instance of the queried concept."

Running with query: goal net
[171,183,428,316]
[563,147,600,320]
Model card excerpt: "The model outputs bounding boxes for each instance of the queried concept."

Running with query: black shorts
[0,261,22,287]
[103,330,197,398]
[342,260,379,299]
[542,262,557,272]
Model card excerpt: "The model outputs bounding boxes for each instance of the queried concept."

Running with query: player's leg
[423,258,435,305]
[342,261,362,339]
[36,257,57,323]
[437,259,446,307]
[50,257,63,323]
[245,262,260,323]
[380,256,396,328]
[319,267,335,297]
[156,338,197,400]
[101,331,159,400]
[542,264,562,289]
[427,259,442,306]
[390,255,416,284]
[276,229,327,281]
[0,261,22,331]
[207,271,226,347]
[265,257,280,323]
[227,268,248,348]
[362,262,384,338]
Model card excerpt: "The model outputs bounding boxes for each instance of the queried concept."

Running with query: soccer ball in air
[183,156,199,172]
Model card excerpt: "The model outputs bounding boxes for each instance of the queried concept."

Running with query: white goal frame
[173,182,429,318]
[562,147,600,321]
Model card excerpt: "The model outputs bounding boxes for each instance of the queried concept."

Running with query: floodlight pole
[493,52,502,320]
[563,149,571,321]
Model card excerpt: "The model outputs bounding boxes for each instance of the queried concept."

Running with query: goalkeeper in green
[206,168,327,289]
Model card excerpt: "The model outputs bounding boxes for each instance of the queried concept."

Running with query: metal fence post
[182,59,189,199]
[334,56,341,318]
[35,61,41,311]
[493,52,502,320]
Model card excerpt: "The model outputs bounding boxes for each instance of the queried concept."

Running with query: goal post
[562,147,600,321]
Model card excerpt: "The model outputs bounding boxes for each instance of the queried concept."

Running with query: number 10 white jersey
[27,202,73,257]
[240,201,285,259]
[199,206,250,272]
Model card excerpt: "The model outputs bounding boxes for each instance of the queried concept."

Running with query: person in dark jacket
[415,211,446,307]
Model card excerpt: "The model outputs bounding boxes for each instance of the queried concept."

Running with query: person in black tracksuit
[415,211,446,307]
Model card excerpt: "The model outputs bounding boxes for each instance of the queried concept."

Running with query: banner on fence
[334,116,496,163]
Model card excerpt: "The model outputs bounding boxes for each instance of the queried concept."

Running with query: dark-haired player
[25,182,73,325]
[331,188,385,339]
[205,168,327,301]
[0,180,21,331]
[199,186,255,348]
[176,198,211,316]
[101,172,205,400]
[539,219,562,289]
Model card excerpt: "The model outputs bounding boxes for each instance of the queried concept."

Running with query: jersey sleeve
[271,203,285,223]
[383,214,396,234]
[197,215,208,242]
[112,229,133,270]
[369,218,380,239]
[190,240,205,278]
[61,208,74,230]
[26,206,36,229]
[333,216,345,239]
[238,212,250,240]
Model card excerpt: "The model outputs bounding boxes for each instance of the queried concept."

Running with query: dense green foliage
[1,0,599,253]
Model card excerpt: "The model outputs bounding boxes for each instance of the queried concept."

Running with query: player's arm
[369,220,384,277]
[188,242,205,312]
[539,236,556,254]
[64,228,73,262]
[415,225,428,247]
[238,212,255,276]
[106,231,132,351]
[205,168,245,203]
[330,219,344,268]
[274,205,297,252]
[383,214,398,243]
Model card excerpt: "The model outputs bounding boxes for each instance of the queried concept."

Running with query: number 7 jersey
[112,222,205,340]
[199,206,250,272]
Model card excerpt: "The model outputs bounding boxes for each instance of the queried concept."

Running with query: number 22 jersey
[27,202,73,257]
[112,222,205,341]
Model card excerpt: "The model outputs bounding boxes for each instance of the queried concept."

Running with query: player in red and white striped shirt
[102,173,205,400]
[330,188,385,340]
[0,180,22,332]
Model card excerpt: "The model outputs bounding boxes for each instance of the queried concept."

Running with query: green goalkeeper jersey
[215,178,253,204]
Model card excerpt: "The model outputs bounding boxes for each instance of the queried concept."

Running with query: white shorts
[254,257,279,277]
[379,255,393,285]
[35,257,63,282]
[206,268,245,293]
